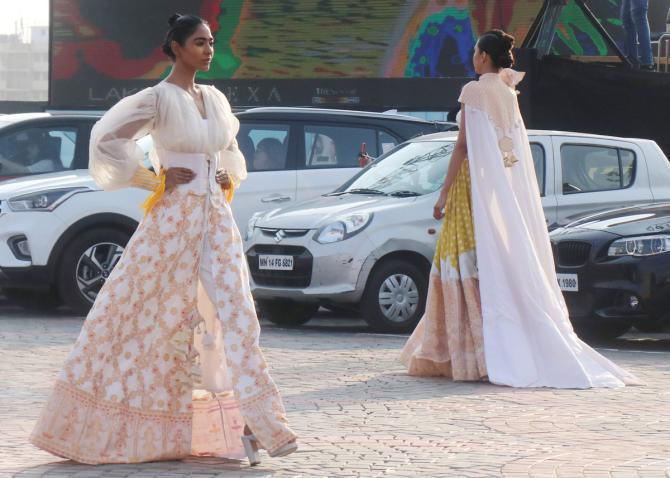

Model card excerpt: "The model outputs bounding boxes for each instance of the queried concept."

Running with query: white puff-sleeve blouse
[89,82,247,192]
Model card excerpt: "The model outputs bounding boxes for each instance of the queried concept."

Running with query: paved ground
[0,301,669,478]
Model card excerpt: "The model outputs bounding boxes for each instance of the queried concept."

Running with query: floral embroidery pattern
[31,189,296,463]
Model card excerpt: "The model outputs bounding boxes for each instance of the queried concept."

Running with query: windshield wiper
[388,190,420,197]
[347,188,387,195]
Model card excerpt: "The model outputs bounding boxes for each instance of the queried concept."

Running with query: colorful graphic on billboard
[49,0,630,108]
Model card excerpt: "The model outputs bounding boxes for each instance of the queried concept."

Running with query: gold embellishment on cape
[499,136,518,168]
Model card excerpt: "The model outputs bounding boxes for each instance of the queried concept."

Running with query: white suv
[0,109,453,312]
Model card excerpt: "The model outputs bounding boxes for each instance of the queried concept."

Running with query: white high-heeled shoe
[241,427,298,466]
[241,434,261,466]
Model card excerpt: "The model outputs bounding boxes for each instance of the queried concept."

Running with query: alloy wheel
[75,242,124,304]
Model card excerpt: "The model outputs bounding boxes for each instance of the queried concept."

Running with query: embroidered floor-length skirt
[30,188,295,463]
[400,160,487,380]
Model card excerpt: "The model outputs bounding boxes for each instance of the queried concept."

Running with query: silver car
[245,130,670,333]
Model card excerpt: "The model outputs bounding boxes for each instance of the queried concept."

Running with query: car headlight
[246,212,264,241]
[314,213,372,244]
[608,234,670,257]
[8,187,91,212]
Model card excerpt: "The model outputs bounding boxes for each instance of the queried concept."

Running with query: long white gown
[403,70,639,389]
[30,81,296,464]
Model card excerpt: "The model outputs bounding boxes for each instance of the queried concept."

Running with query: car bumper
[557,253,670,323]
[0,265,50,289]
[0,206,66,289]
[245,229,375,303]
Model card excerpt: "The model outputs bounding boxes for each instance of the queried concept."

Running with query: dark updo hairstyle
[477,29,515,69]
[162,13,209,61]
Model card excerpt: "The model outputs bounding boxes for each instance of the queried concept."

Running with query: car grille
[556,241,591,267]
[259,228,310,241]
[247,245,313,288]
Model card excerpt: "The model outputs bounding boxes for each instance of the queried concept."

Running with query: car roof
[237,106,447,124]
[411,129,657,144]
[0,111,102,127]
[0,112,51,124]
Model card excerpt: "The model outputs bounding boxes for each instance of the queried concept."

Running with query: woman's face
[472,44,487,75]
[172,23,214,72]
[253,150,272,171]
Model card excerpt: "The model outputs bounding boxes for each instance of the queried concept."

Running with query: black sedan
[549,202,670,339]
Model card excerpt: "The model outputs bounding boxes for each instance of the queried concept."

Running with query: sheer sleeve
[209,86,247,185]
[89,87,157,191]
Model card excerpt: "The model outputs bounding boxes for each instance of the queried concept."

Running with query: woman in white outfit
[401,29,639,389]
[31,14,296,466]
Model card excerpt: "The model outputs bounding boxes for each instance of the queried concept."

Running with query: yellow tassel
[224,174,238,203]
[140,169,166,215]
[225,186,235,203]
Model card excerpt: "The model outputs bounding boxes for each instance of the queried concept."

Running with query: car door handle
[261,194,292,203]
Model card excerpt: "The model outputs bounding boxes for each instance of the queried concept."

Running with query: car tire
[3,287,61,310]
[256,299,318,326]
[361,258,427,333]
[57,227,129,315]
[572,320,632,341]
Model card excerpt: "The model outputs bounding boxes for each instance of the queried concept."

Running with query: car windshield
[339,141,455,196]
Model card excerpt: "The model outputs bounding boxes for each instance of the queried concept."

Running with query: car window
[379,130,399,155]
[620,149,635,187]
[560,144,636,195]
[0,126,78,176]
[304,125,378,169]
[238,123,290,172]
[530,143,545,196]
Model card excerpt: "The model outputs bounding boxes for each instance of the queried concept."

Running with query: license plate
[557,273,579,292]
[258,254,294,271]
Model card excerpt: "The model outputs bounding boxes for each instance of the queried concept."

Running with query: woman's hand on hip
[216,168,232,190]
[165,167,195,191]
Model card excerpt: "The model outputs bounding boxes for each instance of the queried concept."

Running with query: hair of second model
[162,13,209,61]
[477,29,515,69]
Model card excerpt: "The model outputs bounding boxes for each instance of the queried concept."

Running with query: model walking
[401,30,639,389]
[31,14,296,465]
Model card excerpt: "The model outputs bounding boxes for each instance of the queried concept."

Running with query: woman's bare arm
[433,105,467,220]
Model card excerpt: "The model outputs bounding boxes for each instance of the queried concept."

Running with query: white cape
[462,72,639,388]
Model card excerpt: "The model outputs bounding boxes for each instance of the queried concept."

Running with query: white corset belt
[156,149,220,197]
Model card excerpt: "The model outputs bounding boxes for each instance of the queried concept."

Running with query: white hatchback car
[246,130,670,333]
[0,108,452,312]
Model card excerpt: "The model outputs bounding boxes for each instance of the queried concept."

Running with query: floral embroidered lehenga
[401,70,639,389]
[30,81,297,464]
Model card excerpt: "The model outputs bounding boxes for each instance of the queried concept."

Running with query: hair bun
[497,51,514,69]
[168,13,182,27]
[501,33,514,51]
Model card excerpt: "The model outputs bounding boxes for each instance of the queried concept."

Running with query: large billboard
[49,0,659,110]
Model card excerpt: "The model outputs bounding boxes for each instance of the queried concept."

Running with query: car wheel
[572,320,632,341]
[57,228,129,315]
[361,258,427,333]
[256,299,318,326]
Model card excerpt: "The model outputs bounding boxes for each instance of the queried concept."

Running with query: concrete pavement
[0,306,668,477]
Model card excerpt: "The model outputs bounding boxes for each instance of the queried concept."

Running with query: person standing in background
[621,0,655,70]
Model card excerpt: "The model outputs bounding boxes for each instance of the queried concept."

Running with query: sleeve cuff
[130,167,161,191]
